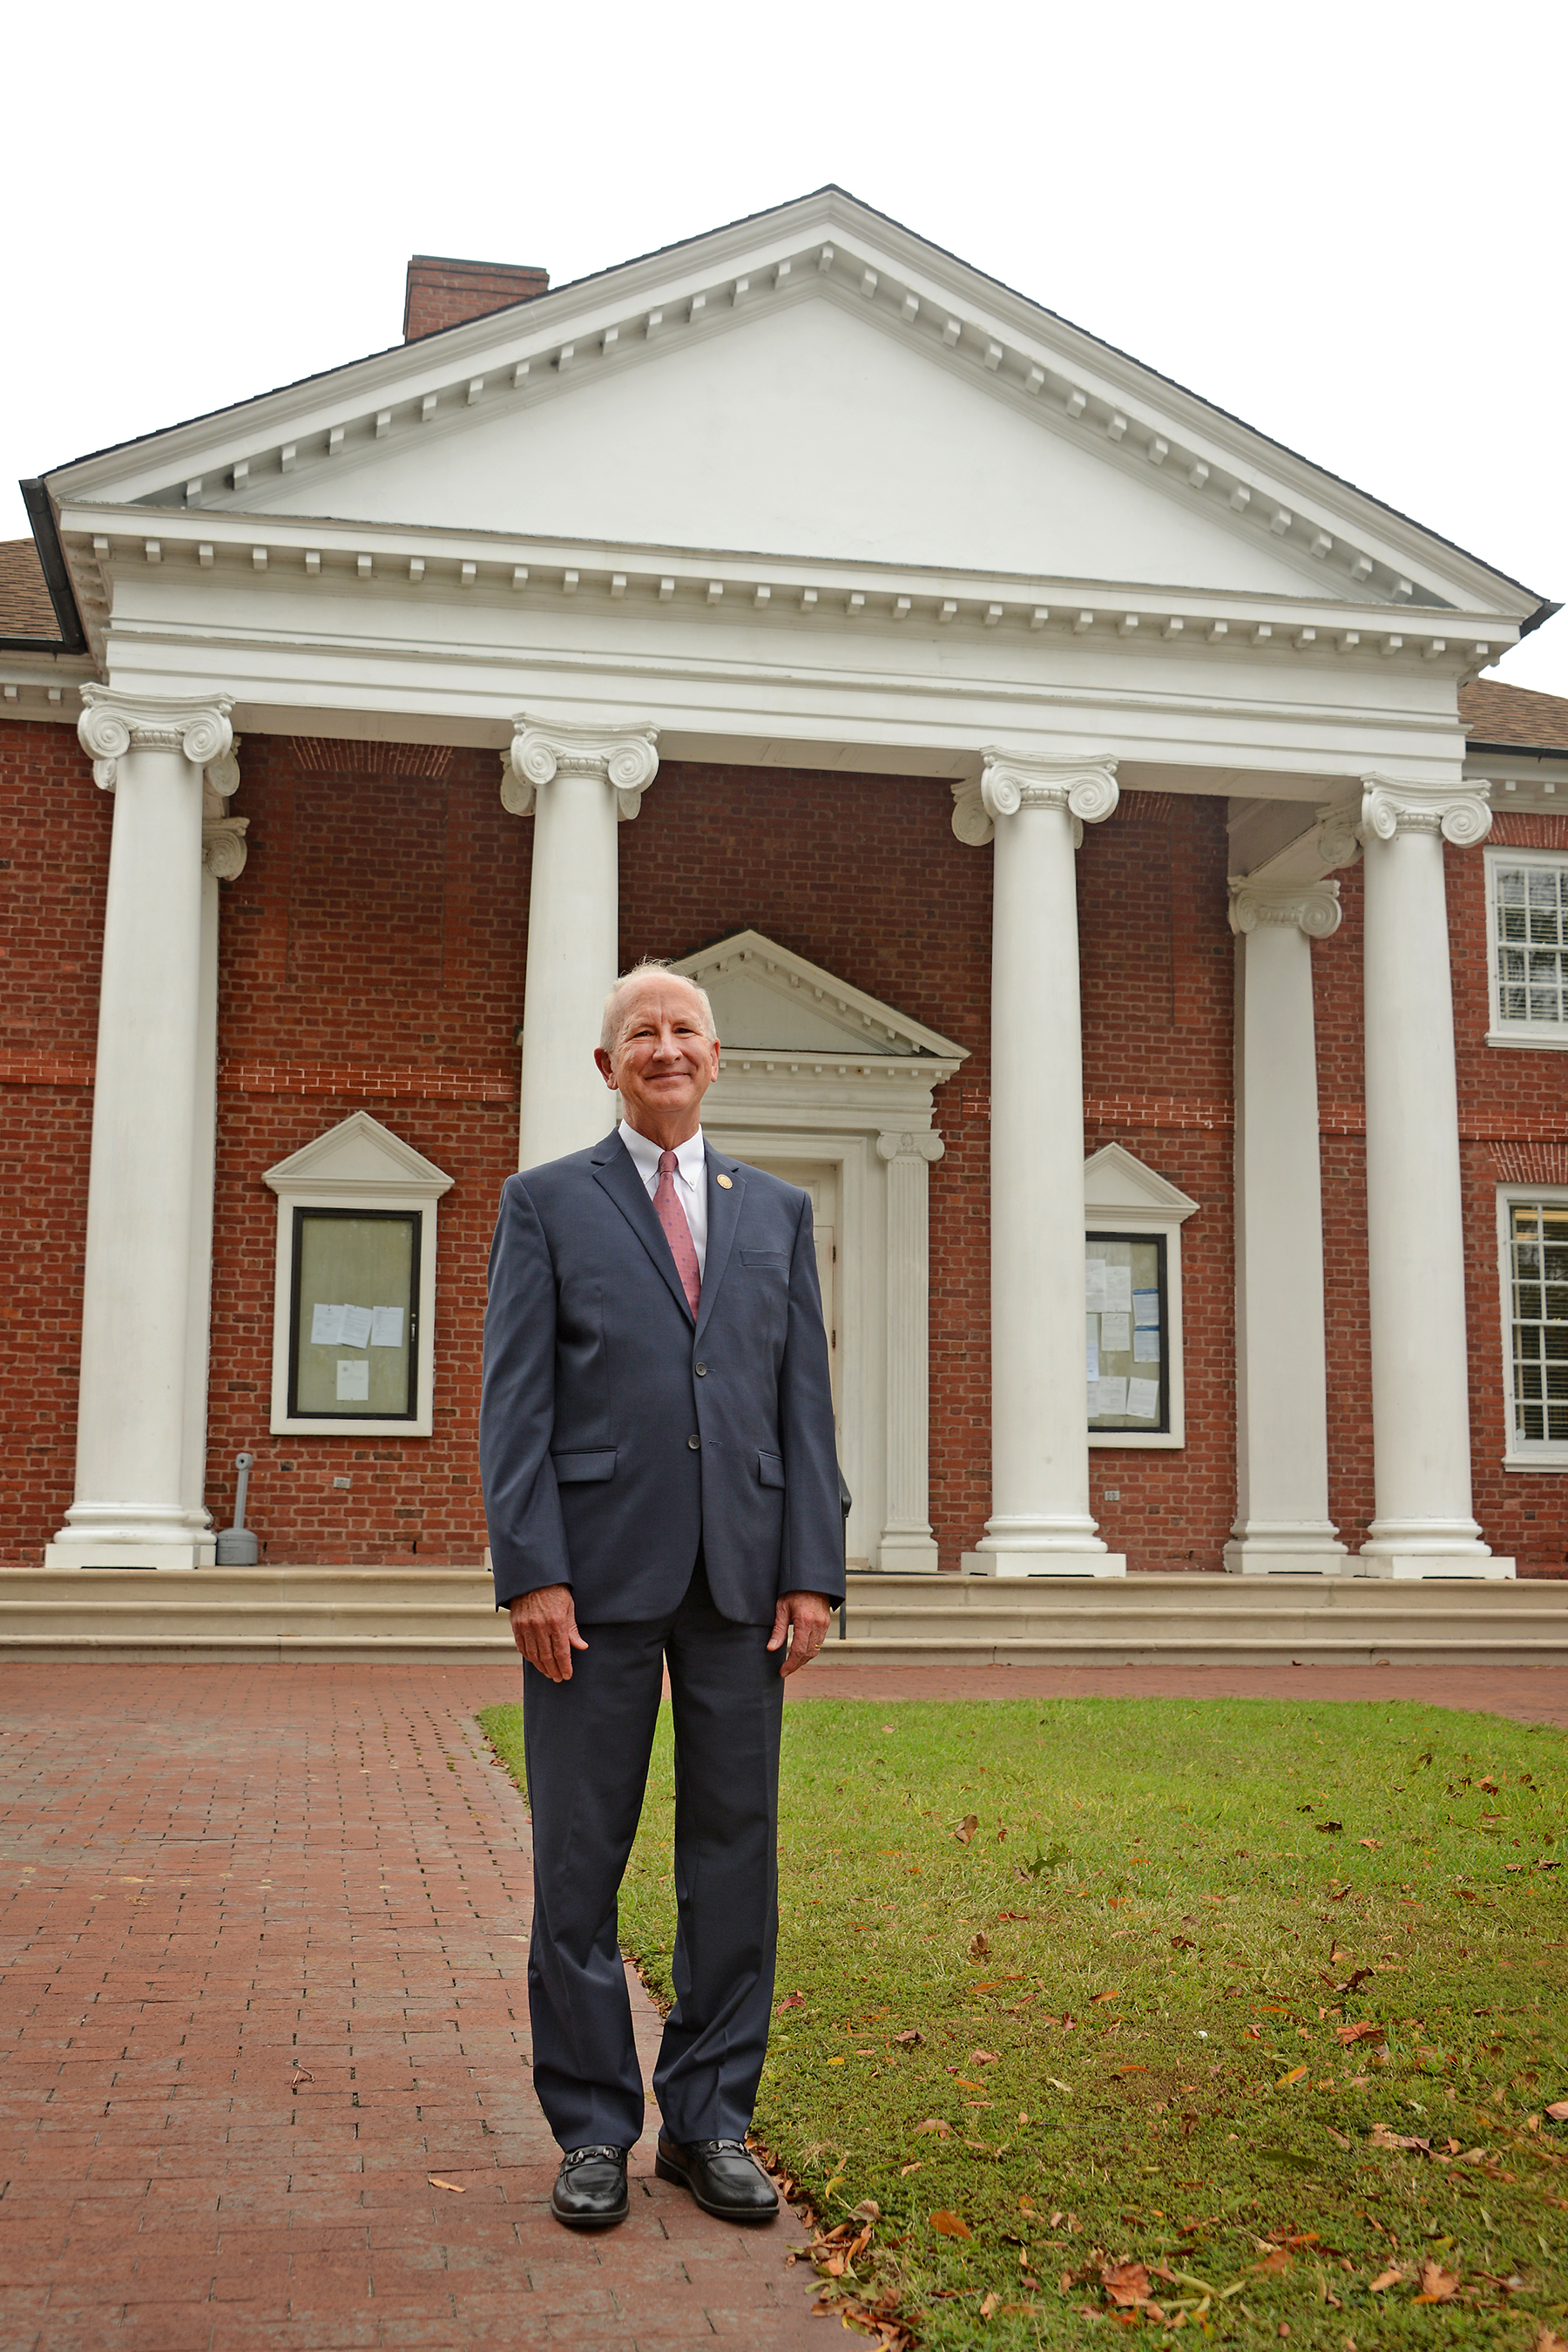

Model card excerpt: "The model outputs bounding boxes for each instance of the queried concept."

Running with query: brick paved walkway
[3,1658,1561,2352]
[0,1665,821,2352]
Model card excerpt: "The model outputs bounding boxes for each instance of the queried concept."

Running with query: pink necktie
[653,1149,701,1317]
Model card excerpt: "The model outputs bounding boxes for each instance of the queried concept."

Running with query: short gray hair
[599,959,718,1055]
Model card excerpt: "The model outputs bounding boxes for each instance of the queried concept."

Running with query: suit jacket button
[686,1433,701,1450]
[694,1362,708,1376]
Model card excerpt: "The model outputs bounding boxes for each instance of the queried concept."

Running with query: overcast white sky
[8,0,1565,691]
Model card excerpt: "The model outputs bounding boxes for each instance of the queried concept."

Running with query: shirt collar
[618,1120,706,1186]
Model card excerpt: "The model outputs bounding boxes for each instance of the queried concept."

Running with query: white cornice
[43,189,1537,626]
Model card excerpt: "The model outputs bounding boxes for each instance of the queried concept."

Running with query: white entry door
[750,1158,840,1432]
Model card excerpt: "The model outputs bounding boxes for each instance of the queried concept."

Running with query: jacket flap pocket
[757,1450,787,1490]
[740,1248,788,1269]
[551,1449,617,1484]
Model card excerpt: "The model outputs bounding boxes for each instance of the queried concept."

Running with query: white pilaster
[1355,776,1514,1578]
[1223,878,1348,1575]
[876,1129,943,1571]
[504,715,659,1169]
[954,750,1126,1578]
[48,689,234,1570]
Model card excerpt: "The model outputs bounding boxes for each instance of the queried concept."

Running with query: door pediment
[674,929,966,1063]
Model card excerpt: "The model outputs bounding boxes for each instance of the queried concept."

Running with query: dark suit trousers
[522,1557,785,2152]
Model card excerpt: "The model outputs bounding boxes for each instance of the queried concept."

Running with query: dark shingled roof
[0,537,58,640]
[1459,679,1568,754]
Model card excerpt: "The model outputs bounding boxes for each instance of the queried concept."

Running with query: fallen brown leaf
[968,1932,990,1962]
[894,2028,923,2046]
[1414,2260,1460,2304]
[899,2161,923,2176]
[1171,1935,1196,1950]
[930,2208,971,2240]
[1090,1989,1121,2005]
[912,2118,950,2138]
[1545,2099,1568,2122]
[428,2175,465,2193]
[970,2049,1000,2064]
[979,2291,999,2317]
[1359,1837,1381,1850]
[1531,2330,1568,2352]
[1369,2266,1403,2293]
[1256,2250,1292,2275]
[1100,2260,1153,2309]
[1316,1821,1344,1835]
[777,1991,805,2012]
[1336,2023,1386,2047]
[954,1815,979,1844]
[853,2200,881,2220]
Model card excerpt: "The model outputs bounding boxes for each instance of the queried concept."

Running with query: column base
[963,1548,1127,1579]
[44,1536,214,1571]
[1356,1544,1516,1581]
[876,1532,940,1573]
[1224,1527,1348,1576]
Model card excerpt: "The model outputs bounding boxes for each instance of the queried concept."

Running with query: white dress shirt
[618,1120,709,1279]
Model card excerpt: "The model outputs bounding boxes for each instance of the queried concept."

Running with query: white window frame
[1496,1184,1568,1471]
[263,1112,452,1439]
[1085,1143,1198,1451]
[1484,847,1568,1050]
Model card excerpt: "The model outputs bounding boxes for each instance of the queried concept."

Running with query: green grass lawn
[478,1693,1568,2349]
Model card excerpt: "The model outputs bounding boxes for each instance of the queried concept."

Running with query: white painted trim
[1495,1183,1568,1471]
[1085,1143,1197,1452]
[263,1114,452,1440]
[1483,846,1568,1049]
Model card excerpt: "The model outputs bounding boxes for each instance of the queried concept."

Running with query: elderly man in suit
[481,961,842,2232]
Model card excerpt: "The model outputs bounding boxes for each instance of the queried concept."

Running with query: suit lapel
[590,1133,695,1324]
[694,1145,746,1342]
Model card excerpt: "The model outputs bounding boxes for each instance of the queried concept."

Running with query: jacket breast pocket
[740,1249,789,1271]
[551,1450,617,1483]
[756,1450,786,1490]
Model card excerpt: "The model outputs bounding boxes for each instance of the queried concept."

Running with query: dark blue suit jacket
[481,1131,843,1624]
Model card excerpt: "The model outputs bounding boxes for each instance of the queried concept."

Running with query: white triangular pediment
[1084,1142,1198,1226]
[46,191,1534,619]
[264,1111,453,1198]
[673,930,966,1062]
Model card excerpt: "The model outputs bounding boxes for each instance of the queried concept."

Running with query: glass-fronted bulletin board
[1086,1233,1168,1433]
[288,1208,420,1420]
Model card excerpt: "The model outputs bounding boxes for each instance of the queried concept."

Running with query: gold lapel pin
[716,1173,733,1189]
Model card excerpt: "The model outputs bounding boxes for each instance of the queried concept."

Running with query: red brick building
[2,194,1564,1582]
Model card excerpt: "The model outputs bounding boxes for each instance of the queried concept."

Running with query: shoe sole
[654,2150,778,2224]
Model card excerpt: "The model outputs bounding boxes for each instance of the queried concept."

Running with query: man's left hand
[767,1589,835,1677]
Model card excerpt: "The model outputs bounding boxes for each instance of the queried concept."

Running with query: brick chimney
[403,254,549,341]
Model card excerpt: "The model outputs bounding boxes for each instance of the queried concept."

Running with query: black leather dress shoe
[551,2144,630,2228]
[655,2133,779,2222]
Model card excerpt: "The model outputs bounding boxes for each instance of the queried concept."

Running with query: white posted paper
[1086,1343,1100,1384]
[311,1301,346,1348]
[1133,1327,1161,1362]
[370,1306,405,1348]
[336,1359,370,1402]
[1103,1267,1132,1313]
[1085,1260,1108,1309]
[339,1305,374,1349]
[1095,1376,1129,1416]
[1132,1288,1160,1328]
[1126,1376,1159,1420]
[1100,1311,1131,1354]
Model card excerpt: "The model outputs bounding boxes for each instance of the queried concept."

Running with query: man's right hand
[508,1584,589,1681]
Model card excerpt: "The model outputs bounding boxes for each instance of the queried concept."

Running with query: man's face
[595,976,720,1137]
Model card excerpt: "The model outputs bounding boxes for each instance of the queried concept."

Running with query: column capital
[1358,773,1493,848]
[502,714,659,822]
[951,750,1119,847]
[1227,876,1342,939]
[876,1128,945,1165]
[78,686,233,794]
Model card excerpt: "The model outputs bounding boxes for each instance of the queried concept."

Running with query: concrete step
[1,1566,1562,1665]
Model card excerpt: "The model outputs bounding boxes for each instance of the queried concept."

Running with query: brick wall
[3,715,1561,1574]
[402,256,548,342]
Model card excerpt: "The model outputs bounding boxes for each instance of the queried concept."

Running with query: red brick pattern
[0,1661,821,2349]
[402,259,548,343]
[1,714,1562,1578]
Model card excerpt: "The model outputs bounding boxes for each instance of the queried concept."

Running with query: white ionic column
[1356,775,1513,1578]
[876,1129,943,1571]
[47,689,234,1570]
[504,716,659,1169]
[954,751,1125,1577]
[181,758,250,1533]
[1223,878,1348,1575]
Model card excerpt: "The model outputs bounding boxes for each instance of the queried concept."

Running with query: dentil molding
[951,749,1119,847]
[501,714,659,821]
[1227,877,1342,939]
[1357,773,1493,848]
[77,686,233,794]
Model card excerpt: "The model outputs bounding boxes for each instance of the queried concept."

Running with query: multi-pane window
[1490,854,1568,1035]
[1505,1200,1568,1449]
